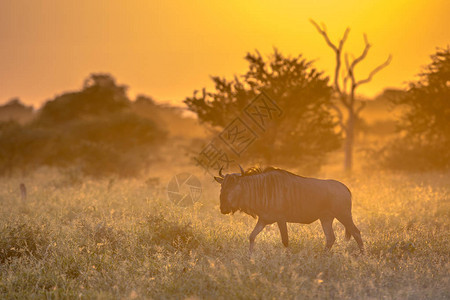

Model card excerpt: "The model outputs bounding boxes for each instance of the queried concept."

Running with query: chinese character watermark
[219,117,258,156]
[244,91,283,131]
[194,91,283,177]
[194,142,235,175]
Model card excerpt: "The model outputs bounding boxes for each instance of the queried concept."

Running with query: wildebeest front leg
[320,216,336,250]
[277,221,289,247]
[249,218,266,253]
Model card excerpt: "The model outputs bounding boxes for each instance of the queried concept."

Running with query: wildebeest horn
[239,164,245,175]
[219,166,224,178]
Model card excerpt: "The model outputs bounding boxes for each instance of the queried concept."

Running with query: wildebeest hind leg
[320,217,335,250]
[249,218,266,253]
[337,215,364,253]
[277,221,289,247]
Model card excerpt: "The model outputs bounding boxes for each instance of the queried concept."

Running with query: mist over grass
[0,168,448,299]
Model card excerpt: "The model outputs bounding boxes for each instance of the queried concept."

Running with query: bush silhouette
[381,47,450,171]
[0,74,167,177]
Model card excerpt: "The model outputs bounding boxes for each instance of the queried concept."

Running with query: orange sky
[0,0,449,108]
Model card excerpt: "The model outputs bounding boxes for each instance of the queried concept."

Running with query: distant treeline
[0,74,174,177]
[0,47,448,176]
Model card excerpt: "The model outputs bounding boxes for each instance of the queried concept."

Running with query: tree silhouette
[0,74,167,177]
[37,73,130,125]
[184,49,341,171]
[0,98,34,124]
[311,20,391,172]
[384,46,450,170]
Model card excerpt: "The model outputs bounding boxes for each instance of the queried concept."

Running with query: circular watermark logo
[167,173,202,206]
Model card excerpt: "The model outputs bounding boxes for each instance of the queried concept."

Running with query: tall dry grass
[0,168,448,299]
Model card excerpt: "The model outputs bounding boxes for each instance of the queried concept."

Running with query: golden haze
[0,0,449,106]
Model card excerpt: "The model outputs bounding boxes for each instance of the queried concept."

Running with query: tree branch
[344,53,353,81]
[336,53,352,108]
[339,28,350,51]
[356,55,392,86]
[339,94,351,109]
[329,102,347,132]
[310,19,338,51]
[342,58,351,93]
[350,34,371,71]
[355,100,367,115]
[310,19,350,96]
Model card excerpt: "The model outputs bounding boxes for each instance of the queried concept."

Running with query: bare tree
[311,20,392,172]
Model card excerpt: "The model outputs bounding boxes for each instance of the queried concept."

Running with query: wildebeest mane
[242,166,307,178]
[236,167,309,218]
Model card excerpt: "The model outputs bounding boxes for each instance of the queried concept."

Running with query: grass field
[0,169,449,299]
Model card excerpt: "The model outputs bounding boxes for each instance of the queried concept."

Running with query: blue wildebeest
[214,166,364,253]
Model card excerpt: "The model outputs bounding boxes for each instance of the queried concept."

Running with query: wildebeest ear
[214,176,224,184]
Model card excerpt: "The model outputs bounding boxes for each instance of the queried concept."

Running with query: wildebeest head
[214,165,245,214]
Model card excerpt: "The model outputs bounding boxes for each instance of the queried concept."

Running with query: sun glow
[0,0,448,106]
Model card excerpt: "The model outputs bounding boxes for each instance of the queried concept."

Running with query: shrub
[0,220,49,263]
[381,47,450,171]
[138,214,200,252]
[0,112,167,177]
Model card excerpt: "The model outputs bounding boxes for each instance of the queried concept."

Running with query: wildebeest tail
[345,185,352,241]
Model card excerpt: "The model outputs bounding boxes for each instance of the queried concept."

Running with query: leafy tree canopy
[184,49,341,170]
[384,46,450,170]
[0,74,167,177]
[395,47,450,143]
[37,73,130,125]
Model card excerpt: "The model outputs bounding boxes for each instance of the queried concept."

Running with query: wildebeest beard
[219,174,241,215]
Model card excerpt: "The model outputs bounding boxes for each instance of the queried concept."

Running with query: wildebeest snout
[220,193,232,214]
[220,201,232,214]
[220,207,231,214]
